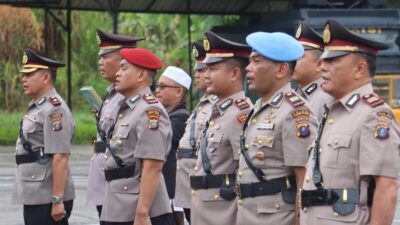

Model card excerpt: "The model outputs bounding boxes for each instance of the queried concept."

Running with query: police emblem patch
[147,109,161,130]
[323,24,331,44]
[50,113,63,131]
[192,46,199,57]
[295,23,302,39]
[374,124,389,140]
[22,53,28,64]
[296,124,310,138]
[203,36,211,51]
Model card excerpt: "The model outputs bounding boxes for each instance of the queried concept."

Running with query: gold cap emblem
[203,36,210,51]
[22,53,28,64]
[323,24,331,44]
[96,34,101,45]
[192,46,199,58]
[295,23,302,39]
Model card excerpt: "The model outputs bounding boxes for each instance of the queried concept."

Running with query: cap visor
[203,56,228,64]
[98,48,120,56]
[321,50,351,59]
[194,63,207,70]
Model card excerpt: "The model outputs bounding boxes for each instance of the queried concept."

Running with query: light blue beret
[246,32,304,61]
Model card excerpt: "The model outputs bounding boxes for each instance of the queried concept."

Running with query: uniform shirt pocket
[207,131,224,157]
[111,126,130,152]
[110,178,140,194]
[324,135,352,169]
[250,136,274,167]
[256,193,294,214]
[21,165,47,182]
[316,204,361,222]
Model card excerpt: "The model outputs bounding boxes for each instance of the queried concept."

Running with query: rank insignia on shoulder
[345,94,360,108]
[296,123,310,138]
[143,94,158,104]
[362,93,384,107]
[235,99,250,110]
[305,83,317,95]
[374,124,389,140]
[285,92,305,108]
[50,113,63,131]
[219,98,233,111]
[146,109,161,130]
[237,113,248,124]
[49,96,61,106]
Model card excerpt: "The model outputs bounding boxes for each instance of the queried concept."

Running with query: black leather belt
[237,175,295,199]
[104,165,135,182]
[300,188,359,208]
[190,174,236,190]
[94,141,106,153]
[176,148,196,159]
[15,148,52,165]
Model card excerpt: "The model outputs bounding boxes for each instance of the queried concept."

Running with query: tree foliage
[0,6,241,112]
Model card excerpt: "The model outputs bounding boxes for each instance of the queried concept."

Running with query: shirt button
[238,199,243,205]
[198,106,202,110]
[244,144,249,150]
[24,114,28,118]
[194,166,198,172]
[117,140,122,146]
[31,175,36,180]
[103,155,108,160]
[123,186,128,191]
[213,194,220,200]
[118,114,123,118]
[176,166,180,171]
[333,212,339,218]
[238,171,244,177]
[209,121,215,126]
[305,176,311,183]
[191,190,196,196]
[334,139,338,145]
[303,207,308,213]
[105,99,110,104]
[319,148,323,153]
[252,119,257,124]
[274,203,280,210]
[328,118,334,124]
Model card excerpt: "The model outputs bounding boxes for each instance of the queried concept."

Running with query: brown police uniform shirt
[100,87,172,222]
[174,94,217,208]
[12,88,75,205]
[191,91,252,225]
[87,84,124,205]
[237,83,318,225]
[301,83,400,225]
[297,77,332,120]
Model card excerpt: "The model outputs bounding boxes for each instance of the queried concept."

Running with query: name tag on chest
[256,123,274,130]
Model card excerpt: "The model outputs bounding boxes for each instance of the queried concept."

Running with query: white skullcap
[161,66,192,90]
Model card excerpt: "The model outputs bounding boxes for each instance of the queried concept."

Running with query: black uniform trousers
[23,200,73,225]
[100,213,175,225]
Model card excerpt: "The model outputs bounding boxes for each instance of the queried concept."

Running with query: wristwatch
[51,195,63,204]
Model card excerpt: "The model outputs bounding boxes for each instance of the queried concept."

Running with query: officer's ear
[230,67,242,82]
[354,56,368,80]
[40,70,52,84]
[276,62,289,79]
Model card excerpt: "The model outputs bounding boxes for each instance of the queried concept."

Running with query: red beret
[121,48,163,70]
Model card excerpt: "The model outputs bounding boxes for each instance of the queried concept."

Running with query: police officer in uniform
[155,66,192,225]
[236,32,317,225]
[190,31,253,225]
[87,29,144,217]
[300,19,400,225]
[174,42,217,224]
[100,48,173,225]
[12,49,75,225]
[293,21,332,120]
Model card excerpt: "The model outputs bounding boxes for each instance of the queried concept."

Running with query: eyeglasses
[156,82,181,90]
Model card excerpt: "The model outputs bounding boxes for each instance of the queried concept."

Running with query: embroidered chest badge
[50,113,63,131]
[374,111,393,140]
[147,109,161,130]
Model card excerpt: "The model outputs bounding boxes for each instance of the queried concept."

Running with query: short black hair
[287,61,297,76]
[224,58,248,81]
[354,53,376,78]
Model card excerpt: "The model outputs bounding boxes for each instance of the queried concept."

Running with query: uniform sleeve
[43,106,74,154]
[229,110,250,161]
[282,105,317,167]
[134,106,172,161]
[359,107,400,178]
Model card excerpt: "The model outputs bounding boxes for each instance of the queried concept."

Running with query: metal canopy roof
[0,0,291,14]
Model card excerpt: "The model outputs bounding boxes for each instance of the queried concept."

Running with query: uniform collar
[301,77,323,97]
[326,83,373,112]
[214,91,245,115]
[256,82,292,110]
[125,87,152,109]
[29,88,57,109]
[107,83,117,95]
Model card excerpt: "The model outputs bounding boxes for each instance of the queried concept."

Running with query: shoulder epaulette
[49,96,61,106]
[362,93,384,108]
[143,94,158,104]
[284,92,305,108]
[219,98,233,111]
[234,99,250,110]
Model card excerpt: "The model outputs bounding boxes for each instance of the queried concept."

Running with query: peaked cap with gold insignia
[96,29,145,56]
[20,49,64,74]
[192,42,207,70]
[295,21,324,51]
